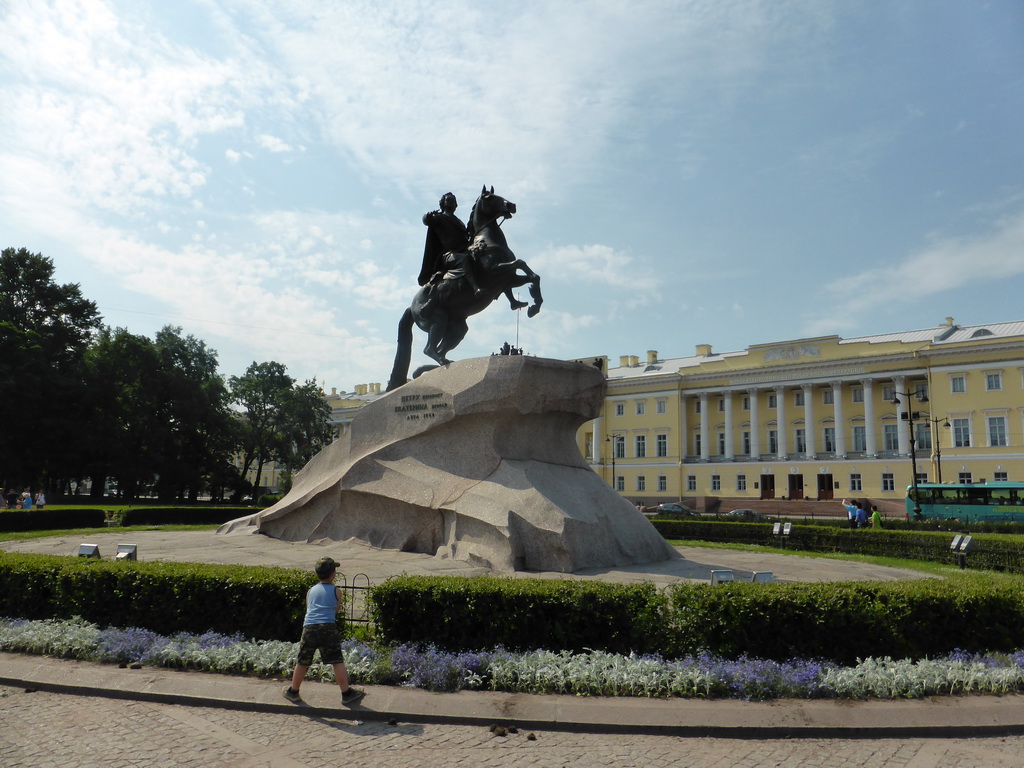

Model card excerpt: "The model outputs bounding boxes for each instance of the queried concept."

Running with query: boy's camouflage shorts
[297,622,344,666]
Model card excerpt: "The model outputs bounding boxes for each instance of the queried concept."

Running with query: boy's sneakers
[341,687,365,706]
[282,686,301,703]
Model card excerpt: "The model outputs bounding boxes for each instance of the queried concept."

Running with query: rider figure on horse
[418,192,526,314]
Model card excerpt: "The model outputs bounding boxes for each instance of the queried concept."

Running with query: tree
[81,327,165,499]
[228,363,333,499]
[151,327,235,501]
[229,361,294,497]
[0,247,101,489]
[277,378,334,473]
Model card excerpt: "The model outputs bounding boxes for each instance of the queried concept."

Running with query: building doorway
[787,474,804,500]
[816,474,834,501]
[760,474,775,500]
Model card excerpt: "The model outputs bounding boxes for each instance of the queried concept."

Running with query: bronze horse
[386,186,542,391]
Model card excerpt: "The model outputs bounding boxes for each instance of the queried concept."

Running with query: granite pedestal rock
[218,356,679,572]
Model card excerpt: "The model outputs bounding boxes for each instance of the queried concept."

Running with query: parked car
[725,508,767,521]
[655,502,699,517]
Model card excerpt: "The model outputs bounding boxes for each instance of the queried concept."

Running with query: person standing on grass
[283,556,364,706]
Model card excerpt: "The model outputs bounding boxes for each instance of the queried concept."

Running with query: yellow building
[577,317,1024,510]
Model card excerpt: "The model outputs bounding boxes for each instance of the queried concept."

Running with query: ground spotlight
[116,544,138,561]
[77,543,100,558]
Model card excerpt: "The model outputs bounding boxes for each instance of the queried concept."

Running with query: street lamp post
[929,416,951,484]
[605,434,618,491]
[892,388,929,519]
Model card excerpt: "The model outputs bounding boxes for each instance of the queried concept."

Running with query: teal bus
[906,482,1024,523]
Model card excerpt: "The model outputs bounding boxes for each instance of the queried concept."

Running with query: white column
[862,378,876,457]
[831,381,846,457]
[592,416,604,464]
[775,386,788,458]
[679,393,688,457]
[749,388,761,459]
[894,375,909,455]
[723,391,734,460]
[802,383,815,457]
[699,392,710,461]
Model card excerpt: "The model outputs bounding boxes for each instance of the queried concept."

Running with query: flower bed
[4,616,1024,701]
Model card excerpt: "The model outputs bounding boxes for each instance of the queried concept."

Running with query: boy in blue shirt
[283,556,364,706]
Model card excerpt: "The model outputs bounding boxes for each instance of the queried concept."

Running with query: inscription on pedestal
[393,391,451,421]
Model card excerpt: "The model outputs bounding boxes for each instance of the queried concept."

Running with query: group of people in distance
[3,488,44,509]
[841,498,882,529]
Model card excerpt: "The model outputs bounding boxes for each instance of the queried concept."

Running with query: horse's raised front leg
[503,288,528,310]
[527,274,542,317]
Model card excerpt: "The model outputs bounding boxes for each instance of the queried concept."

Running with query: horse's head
[469,185,516,234]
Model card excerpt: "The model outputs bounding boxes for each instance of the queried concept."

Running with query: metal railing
[337,573,372,625]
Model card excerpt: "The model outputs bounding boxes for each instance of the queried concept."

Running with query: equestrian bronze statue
[386,186,542,391]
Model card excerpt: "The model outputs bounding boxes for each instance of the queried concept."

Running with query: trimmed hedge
[368,573,1024,664]
[370,575,664,655]
[652,520,1024,573]
[119,506,250,526]
[0,553,326,641]
[0,508,106,532]
[663,579,1024,664]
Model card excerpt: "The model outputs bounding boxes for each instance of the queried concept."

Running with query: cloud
[802,210,1024,336]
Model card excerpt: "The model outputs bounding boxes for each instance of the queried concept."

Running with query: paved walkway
[0,529,932,585]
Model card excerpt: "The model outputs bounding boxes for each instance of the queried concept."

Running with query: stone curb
[4,653,1024,740]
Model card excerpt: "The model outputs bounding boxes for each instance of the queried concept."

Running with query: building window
[637,476,646,492]
[852,425,866,452]
[717,432,726,454]
[915,422,931,450]
[658,475,667,492]
[636,400,646,415]
[615,402,624,416]
[717,398,725,412]
[695,399,702,414]
[988,416,1008,447]
[883,424,899,451]
[737,474,747,491]
[986,372,1003,391]
[768,393,777,408]
[958,472,972,484]
[635,434,647,458]
[953,418,971,448]
[687,475,697,492]
[794,391,805,407]
[823,389,834,405]
[915,383,928,400]
[615,476,624,491]
[882,385,895,402]
[656,399,667,414]
[951,375,966,393]
[852,387,864,403]
[742,430,750,455]
[795,428,806,453]
[850,473,862,491]
[613,435,626,459]
[768,429,778,454]
[742,396,750,410]
[823,427,836,452]
[882,473,895,492]
[711,475,721,491]
[916,471,928,486]
[994,471,1009,482]
[694,433,701,455]
[656,433,668,457]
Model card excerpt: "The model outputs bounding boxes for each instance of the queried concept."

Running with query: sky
[2,0,1023,393]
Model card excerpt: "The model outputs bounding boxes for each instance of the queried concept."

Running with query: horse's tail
[386,307,415,392]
